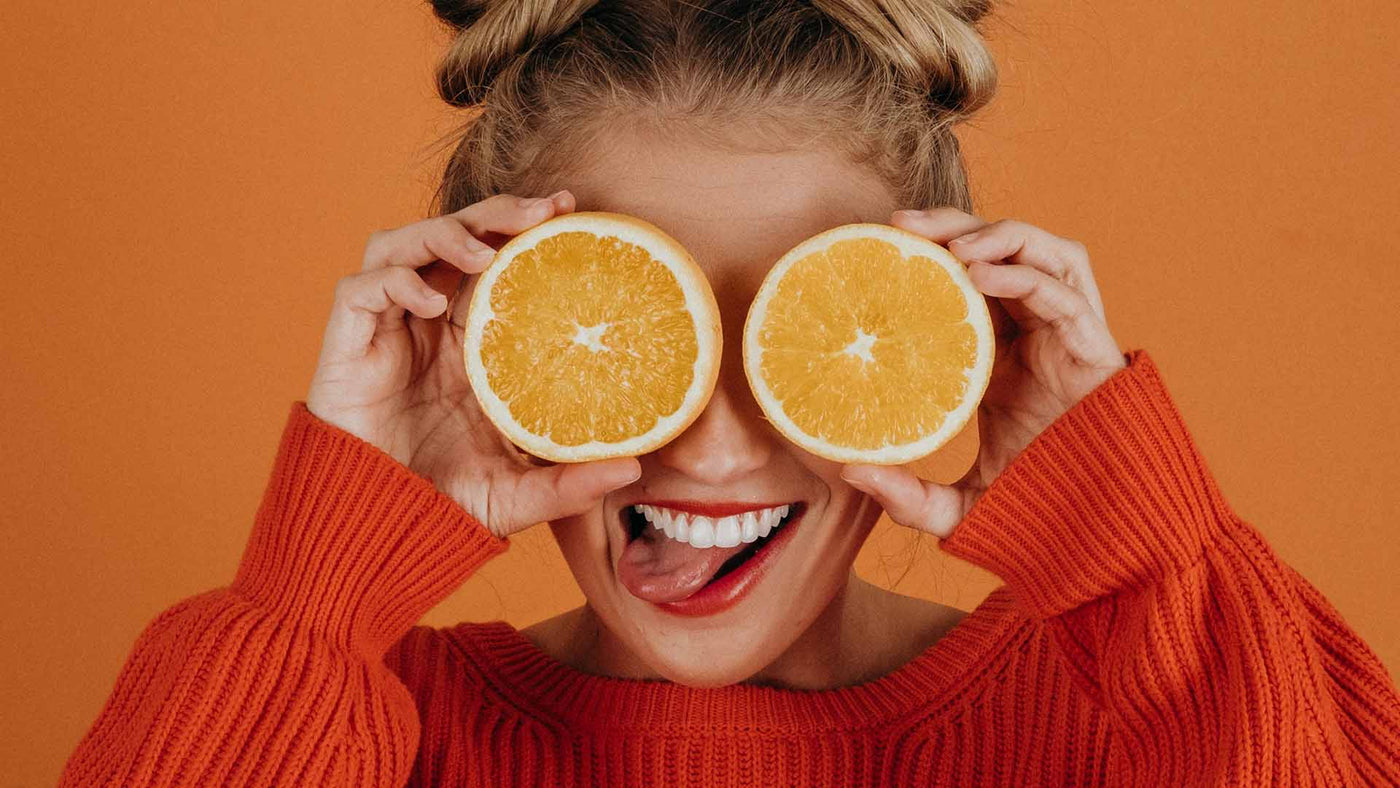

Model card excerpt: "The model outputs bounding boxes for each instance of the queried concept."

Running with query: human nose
[653,367,773,487]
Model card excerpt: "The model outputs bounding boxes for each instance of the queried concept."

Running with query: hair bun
[428,0,488,30]
[947,0,993,25]
[429,0,598,107]
[812,0,999,119]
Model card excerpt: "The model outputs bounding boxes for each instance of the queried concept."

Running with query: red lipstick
[628,499,793,518]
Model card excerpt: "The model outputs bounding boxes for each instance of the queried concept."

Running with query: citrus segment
[743,224,994,464]
[464,212,721,462]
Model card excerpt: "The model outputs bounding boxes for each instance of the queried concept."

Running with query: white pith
[843,328,878,362]
[741,223,996,465]
[632,504,792,549]
[571,321,610,352]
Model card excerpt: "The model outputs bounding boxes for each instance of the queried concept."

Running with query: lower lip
[652,507,805,618]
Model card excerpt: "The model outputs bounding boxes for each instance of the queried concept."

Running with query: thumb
[840,464,966,539]
[496,457,642,535]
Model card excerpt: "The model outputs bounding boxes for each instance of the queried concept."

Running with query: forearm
[60,402,508,787]
[1055,516,1399,784]
[943,349,1400,785]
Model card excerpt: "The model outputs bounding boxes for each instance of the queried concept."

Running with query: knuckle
[429,216,466,247]
[384,264,418,287]
[1056,240,1091,278]
[437,215,475,245]
[914,495,939,528]
[432,215,461,235]
[485,193,521,210]
[1048,297,1083,328]
[456,194,518,233]
[1063,296,1093,325]
[332,274,359,301]
[362,229,388,260]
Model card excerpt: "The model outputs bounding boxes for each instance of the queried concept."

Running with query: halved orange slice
[743,223,994,465]
[463,212,721,462]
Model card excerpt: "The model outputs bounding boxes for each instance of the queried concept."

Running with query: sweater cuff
[231,402,509,654]
[940,349,1238,618]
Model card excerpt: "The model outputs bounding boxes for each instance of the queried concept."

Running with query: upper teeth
[633,504,791,549]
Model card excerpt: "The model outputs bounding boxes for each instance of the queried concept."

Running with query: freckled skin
[514,124,966,690]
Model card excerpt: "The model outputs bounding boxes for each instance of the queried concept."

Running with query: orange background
[4,2,1398,784]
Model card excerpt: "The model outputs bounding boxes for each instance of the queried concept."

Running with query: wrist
[232,402,508,653]
[942,349,1235,617]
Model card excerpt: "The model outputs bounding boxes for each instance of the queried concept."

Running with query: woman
[61,0,1400,785]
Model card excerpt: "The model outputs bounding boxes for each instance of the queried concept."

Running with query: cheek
[794,451,846,488]
[548,510,614,579]
[810,477,882,574]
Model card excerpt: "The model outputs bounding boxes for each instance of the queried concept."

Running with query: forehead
[558,124,897,294]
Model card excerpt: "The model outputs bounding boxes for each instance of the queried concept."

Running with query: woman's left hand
[840,207,1127,537]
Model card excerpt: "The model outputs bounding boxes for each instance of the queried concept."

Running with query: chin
[550,488,873,687]
[650,655,760,689]
[668,670,755,689]
[624,617,796,688]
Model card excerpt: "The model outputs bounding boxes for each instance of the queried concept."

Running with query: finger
[451,190,574,244]
[891,206,988,246]
[361,215,497,275]
[494,456,642,532]
[359,189,576,276]
[891,207,1017,344]
[442,190,576,325]
[966,262,1121,366]
[840,464,965,538]
[546,188,576,215]
[418,259,468,303]
[947,220,1107,322]
[321,267,449,360]
[446,268,473,329]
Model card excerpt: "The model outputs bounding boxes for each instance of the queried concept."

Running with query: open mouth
[616,501,805,608]
[624,506,800,579]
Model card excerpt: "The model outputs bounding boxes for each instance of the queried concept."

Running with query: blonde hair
[426,0,1000,216]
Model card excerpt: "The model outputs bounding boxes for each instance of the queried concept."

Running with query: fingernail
[610,462,642,486]
[892,209,922,221]
[547,189,570,201]
[841,471,873,492]
[950,232,981,246]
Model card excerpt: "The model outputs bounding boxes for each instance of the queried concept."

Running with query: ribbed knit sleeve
[59,402,509,788]
[941,349,1400,785]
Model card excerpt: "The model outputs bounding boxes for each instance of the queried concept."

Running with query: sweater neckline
[449,587,1027,733]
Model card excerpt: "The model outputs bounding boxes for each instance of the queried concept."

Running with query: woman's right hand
[305,191,642,539]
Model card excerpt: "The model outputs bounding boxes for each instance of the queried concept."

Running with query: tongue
[617,528,750,603]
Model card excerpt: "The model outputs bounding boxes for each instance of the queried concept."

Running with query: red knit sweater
[60,349,1400,786]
